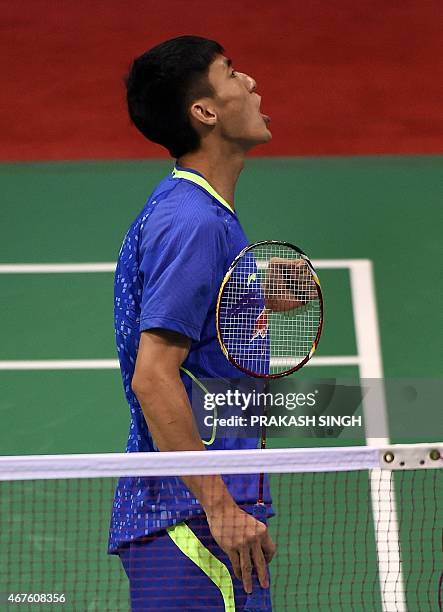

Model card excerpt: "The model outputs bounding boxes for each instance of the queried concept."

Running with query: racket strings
[218,243,322,377]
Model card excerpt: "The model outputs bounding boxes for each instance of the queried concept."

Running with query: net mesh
[217,243,322,376]
[0,445,441,611]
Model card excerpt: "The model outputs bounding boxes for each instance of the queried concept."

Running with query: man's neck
[177,144,245,209]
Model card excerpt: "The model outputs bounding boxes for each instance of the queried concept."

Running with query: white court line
[0,263,116,273]
[272,355,360,367]
[348,260,405,612]
[349,260,389,445]
[313,259,361,269]
[0,356,359,371]
[0,359,120,371]
[0,259,353,274]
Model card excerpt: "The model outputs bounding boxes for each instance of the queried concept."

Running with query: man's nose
[246,74,257,92]
[239,72,257,92]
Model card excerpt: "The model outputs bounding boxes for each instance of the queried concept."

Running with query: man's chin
[237,129,272,153]
[249,128,273,148]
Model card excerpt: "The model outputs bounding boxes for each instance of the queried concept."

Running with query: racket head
[216,240,323,379]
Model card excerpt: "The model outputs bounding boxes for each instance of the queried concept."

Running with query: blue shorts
[118,515,272,611]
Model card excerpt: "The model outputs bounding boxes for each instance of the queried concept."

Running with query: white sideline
[348,260,405,612]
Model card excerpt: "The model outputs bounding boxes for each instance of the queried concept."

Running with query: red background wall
[1,0,442,160]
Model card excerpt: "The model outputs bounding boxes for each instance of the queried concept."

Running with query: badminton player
[108,36,275,611]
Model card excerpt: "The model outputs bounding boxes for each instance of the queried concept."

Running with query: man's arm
[131,329,275,593]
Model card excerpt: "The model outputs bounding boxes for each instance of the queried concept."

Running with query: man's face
[206,55,271,149]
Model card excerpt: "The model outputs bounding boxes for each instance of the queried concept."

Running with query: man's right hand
[206,502,276,593]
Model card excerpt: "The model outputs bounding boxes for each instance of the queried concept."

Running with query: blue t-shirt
[108,166,271,553]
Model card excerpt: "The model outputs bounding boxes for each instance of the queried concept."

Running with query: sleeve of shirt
[138,194,229,342]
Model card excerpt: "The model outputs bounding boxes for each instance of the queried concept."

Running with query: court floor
[1,156,441,454]
[1,156,442,610]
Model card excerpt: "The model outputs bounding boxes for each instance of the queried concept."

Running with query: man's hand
[206,502,276,593]
[264,257,317,312]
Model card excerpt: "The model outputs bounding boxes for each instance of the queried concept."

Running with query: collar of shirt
[172,164,234,214]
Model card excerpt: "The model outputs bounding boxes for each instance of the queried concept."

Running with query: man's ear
[189,100,217,127]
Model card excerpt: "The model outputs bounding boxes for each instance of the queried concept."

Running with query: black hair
[126,36,224,158]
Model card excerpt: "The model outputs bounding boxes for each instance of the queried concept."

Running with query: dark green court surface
[1,157,442,610]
